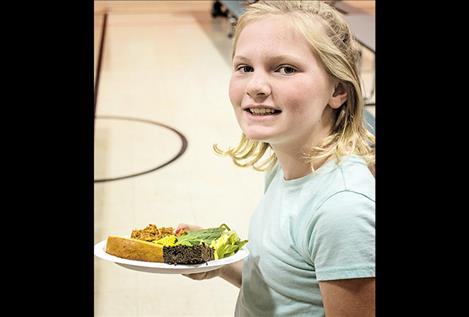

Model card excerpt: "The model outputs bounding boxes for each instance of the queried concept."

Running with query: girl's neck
[273,146,330,180]
[271,126,332,181]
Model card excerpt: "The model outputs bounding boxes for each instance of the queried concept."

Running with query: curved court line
[94,115,188,183]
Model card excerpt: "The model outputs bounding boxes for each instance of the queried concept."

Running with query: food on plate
[106,235,164,262]
[131,224,175,241]
[163,245,214,265]
[105,223,247,265]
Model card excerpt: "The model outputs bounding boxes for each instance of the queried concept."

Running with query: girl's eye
[277,66,297,75]
[237,65,253,73]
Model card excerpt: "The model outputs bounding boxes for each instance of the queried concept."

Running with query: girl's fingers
[182,269,220,280]
[176,223,202,234]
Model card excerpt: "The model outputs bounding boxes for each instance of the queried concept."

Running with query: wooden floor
[94,1,375,316]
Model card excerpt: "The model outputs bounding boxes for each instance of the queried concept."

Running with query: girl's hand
[183,268,222,281]
[176,223,221,280]
[184,262,243,287]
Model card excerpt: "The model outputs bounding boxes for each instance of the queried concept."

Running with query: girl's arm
[219,260,243,288]
[319,277,375,317]
[183,260,243,288]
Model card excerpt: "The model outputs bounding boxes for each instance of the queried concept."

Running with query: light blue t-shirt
[234,155,375,317]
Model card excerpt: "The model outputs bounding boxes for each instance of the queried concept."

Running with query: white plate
[94,239,249,274]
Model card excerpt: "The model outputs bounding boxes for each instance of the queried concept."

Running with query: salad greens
[210,228,248,259]
[174,224,248,259]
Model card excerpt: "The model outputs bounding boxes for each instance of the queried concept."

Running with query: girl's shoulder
[302,155,375,204]
[335,155,375,200]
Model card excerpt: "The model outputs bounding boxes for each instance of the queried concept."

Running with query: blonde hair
[214,0,375,172]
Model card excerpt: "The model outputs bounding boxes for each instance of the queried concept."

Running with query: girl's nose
[246,72,271,99]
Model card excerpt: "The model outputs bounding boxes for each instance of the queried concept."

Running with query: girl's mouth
[244,108,282,116]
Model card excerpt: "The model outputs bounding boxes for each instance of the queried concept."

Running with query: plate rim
[94,238,249,271]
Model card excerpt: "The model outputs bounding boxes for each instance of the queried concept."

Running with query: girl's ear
[328,82,348,109]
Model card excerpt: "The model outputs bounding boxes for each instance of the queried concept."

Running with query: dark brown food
[163,244,214,264]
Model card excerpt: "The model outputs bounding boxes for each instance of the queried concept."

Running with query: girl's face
[229,15,341,150]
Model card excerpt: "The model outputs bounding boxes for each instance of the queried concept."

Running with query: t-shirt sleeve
[305,190,375,281]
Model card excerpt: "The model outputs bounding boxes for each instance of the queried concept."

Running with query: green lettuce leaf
[174,224,231,246]
[173,224,248,259]
[210,229,248,260]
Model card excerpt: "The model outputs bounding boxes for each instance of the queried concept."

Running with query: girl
[180,1,375,316]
